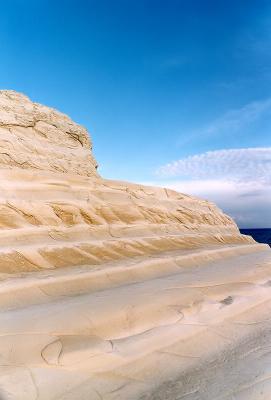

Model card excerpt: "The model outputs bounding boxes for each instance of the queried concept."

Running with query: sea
[240,228,271,247]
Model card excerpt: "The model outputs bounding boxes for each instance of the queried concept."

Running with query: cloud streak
[204,98,271,135]
[178,97,271,146]
[154,147,271,228]
[157,147,271,183]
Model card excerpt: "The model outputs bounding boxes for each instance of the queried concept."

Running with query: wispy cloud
[202,98,271,136]
[153,147,271,228]
[179,98,271,145]
[157,147,271,183]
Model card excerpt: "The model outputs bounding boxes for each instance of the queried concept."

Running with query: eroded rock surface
[0,91,270,400]
[0,90,98,176]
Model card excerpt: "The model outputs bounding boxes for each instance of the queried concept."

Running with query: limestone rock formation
[0,90,98,177]
[0,91,270,400]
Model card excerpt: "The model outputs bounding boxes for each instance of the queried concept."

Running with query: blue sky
[0,0,271,227]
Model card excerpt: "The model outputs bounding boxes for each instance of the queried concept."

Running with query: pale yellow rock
[0,91,270,400]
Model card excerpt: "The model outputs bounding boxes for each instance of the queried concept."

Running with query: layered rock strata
[0,91,270,400]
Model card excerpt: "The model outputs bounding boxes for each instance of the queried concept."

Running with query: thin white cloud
[205,99,271,134]
[178,98,271,145]
[153,147,271,228]
[157,147,271,183]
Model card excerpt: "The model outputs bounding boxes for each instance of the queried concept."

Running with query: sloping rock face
[0,91,270,400]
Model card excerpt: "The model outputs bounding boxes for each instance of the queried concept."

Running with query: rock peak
[0,90,98,176]
[0,89,31,101]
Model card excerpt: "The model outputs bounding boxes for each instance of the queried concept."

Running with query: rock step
[0,232,255,274]
[0,224,244,247]
[1,248,271,382]
[0,243,268,310]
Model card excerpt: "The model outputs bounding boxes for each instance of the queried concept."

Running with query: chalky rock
[0,91,270,400]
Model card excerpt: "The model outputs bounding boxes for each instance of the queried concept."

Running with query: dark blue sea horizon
[240,228,271,247]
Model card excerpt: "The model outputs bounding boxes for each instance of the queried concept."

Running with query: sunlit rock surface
[0,91,270,400]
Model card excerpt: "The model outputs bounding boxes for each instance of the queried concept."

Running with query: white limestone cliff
[0,91,270,400]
